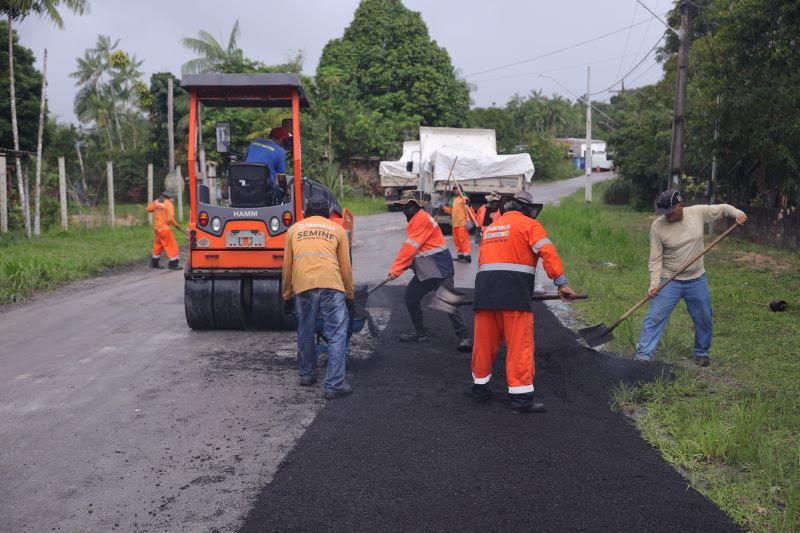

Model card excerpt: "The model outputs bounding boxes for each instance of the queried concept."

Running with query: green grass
[541,182,800,532]
[0,204,186,304]
[341,196,388,216]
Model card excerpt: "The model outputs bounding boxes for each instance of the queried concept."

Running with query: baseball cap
[655,189,683,215]
[162,188,176,198]
[269,127,290,139]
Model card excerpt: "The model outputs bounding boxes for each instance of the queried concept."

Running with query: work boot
[299,376,317,387]
[456,255,469,263]
[509,392,545,413]
[457,337,473,353]
[511,402,547,414]
[399,331,427,342]
[468,384,493,403]
[323,382,353,400]
[694,355,711,367]
[168,259,181,271]
[150,257,163,269]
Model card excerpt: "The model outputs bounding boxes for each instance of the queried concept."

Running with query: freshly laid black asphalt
[241,287,737,532]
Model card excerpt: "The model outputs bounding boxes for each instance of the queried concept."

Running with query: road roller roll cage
[182,73,310,227]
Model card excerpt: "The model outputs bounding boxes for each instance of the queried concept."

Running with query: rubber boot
[469,384,492,403]
[168,258,181,271]
[150,257,163,269]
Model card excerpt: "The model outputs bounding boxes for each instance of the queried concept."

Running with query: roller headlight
[269,216,280,233]
[211,217,222,233]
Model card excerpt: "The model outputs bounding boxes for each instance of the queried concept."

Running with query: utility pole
[585,65,592,203]
[668,0,694,191]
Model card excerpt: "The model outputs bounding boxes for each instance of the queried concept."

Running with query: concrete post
[147,163,154,226]
[585,66,592,203]
[58,156,67,231]
[107,160,115,227]
[0,155,7,233]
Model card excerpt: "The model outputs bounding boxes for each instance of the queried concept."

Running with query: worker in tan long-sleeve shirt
[282,195,355,399]
[635,189,747,366]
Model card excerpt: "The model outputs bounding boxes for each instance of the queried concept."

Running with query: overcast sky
[18,0,670,124]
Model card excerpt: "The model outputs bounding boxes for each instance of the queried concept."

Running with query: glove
[282,298,294,314]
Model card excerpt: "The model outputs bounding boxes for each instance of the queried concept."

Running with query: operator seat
[229,163,275,207]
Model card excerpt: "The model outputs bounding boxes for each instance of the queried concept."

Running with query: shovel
[351,276,394,337]
[579,222,740,347]
[429,284,587,314]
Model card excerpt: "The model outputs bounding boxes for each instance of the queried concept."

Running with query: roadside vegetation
[0,204,176,304]
[540,182,800,531]
[341,196,386,216]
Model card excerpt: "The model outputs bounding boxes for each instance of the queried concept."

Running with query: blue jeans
[635,275,713,361]
[295,288,349,391]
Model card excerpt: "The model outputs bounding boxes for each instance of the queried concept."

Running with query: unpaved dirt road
[0,173,613,532]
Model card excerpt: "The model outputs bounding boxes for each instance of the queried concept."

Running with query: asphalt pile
[240,287,737,532]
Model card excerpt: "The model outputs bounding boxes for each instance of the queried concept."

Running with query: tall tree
[1,0,88,236]
[181,20,244,73]
[316,0,470,159]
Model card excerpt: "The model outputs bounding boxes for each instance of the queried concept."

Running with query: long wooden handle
[532,294,588,301]
[609,222,739,329]
[433,157,459,220]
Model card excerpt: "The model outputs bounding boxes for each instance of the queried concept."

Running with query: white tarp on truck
[430,146,534,183]
[379,140,419,184]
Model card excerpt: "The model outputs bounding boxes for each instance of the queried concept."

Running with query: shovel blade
[578,323,614,347]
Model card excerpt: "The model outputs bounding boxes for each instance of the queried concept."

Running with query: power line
[628,0,660,72]
[471,52,641,84]
[615,0,639,80]
[538,74,618,128]
[463,13,667,78]
[589,34,665,96]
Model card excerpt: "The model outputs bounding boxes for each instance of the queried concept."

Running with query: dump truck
[181,73,354,330]
[379,126,534,229]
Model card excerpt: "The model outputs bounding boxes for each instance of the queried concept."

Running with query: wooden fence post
[0,155,7,234]
[58,156,67,231]
[147,163,154,226]
[107,160,115,227]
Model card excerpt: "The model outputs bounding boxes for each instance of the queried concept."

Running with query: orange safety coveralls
[443,195,475,256]
[146,198,180,261]
[472,210,567,395]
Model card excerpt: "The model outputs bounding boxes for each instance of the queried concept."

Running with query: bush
[602,178,631,205]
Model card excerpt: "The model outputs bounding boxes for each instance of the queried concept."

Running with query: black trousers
[404,275,469,338]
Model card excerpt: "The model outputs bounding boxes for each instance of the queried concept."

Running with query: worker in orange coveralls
[474,191,502,243]
[442,185,476,263]
[146,188,186,270]
[470,191,577,413]
[388,190,472,352]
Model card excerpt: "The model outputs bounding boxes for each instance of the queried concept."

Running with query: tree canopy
[315,0,470,160]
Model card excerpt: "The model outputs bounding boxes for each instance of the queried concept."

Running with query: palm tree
[1,0,88,236]
[181,20,243,73]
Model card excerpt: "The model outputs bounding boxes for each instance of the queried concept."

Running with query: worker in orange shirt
[146,188,186,270]
[388,191,472,352]
[474,191,501,243]
[470,191,577,413]
[442,185,476,262]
